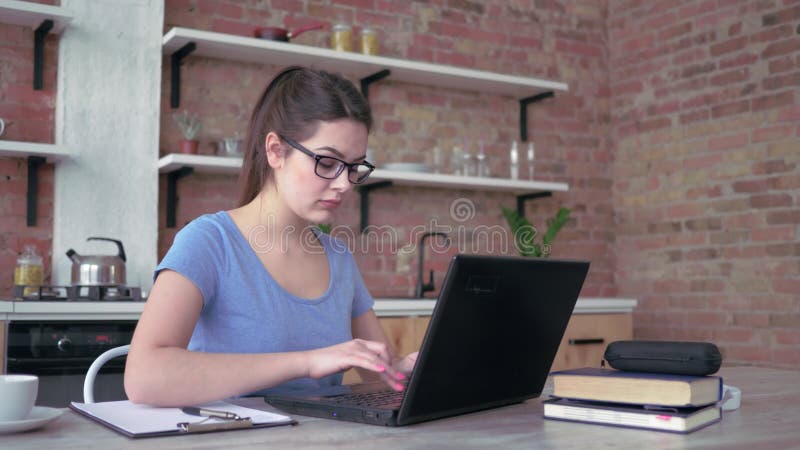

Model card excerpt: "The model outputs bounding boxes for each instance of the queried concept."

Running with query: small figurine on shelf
[172,110,202,154]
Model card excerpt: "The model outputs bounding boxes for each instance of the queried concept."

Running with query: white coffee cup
[0,374,39,421]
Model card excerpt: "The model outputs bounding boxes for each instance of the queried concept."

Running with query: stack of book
[544,368,723,433]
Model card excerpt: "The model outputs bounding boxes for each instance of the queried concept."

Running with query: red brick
[771,313,800,328]
[708,133,748,151]
[612,80,643,95]
[270,0,303,13]
[762,38,800,58]
[752,124,795,142]
[775,330,800,345]
[726,345,772,362]
[710,35,748,56]
[681,61,716,78]
[732,179,769,193]
[210,18,251,37]
[768,55,796,73]
[433,51,475,68]
[555,39,603,57]
[777,104,800,121]
[752,91,795,111]
[621,34,654,53]
[688,312,728,327]
[762,72,800,90]
[718,52,759,69]
[678,0,717,20]
[733,312,769,328]
[709,67,750,86]
[761,4,800,26]
[679,109,710,124]
[713,328,755,343]
[752,226,797,242]
[766,209,800,225]
[750,193,794,209]
[753,159,796,175]
[197,0,243,19]
[659,22,692,41]
[711,99,750,118]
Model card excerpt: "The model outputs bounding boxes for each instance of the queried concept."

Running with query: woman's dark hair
[237,66,373,206]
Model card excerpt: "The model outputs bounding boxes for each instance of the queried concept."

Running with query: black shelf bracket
[516,191,552,218]
[357,181,393,233]
[170,42,197,109]
[360,69,391,100]
[33,19,54,90]
[519,91,554,142]
[26,156,46,226]
[165,167,194,228]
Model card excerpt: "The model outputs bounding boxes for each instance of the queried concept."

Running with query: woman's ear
[264,132,284,169]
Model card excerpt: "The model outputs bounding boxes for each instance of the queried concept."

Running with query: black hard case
[603,340,722,376]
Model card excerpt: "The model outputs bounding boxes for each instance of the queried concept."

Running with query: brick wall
[0,0,59,296]
[159,0,615,300]
[609,0,800,368]
[2,0,797,369]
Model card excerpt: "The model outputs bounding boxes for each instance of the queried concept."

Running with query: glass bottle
[526,141,535,180]
[14,244,43,297]
[360,26,378,55]
[450,145,463,175]
[476,140,489,177]
[331,17,352,52]
[509,140,519,180]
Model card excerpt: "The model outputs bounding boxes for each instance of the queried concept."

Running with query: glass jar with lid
[360,26,378,55]
[14,244,43,296]
[331,17,352,52]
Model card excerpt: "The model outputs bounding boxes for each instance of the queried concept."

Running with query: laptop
[264,254,590,426]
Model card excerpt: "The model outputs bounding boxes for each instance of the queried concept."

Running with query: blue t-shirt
[154,211,374,395]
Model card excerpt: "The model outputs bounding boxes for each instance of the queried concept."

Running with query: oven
[4,284,143,407]
[5,320,135,407]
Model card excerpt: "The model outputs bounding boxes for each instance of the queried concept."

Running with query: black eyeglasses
[279,134,375,184]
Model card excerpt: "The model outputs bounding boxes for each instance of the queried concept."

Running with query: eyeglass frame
[278,134,375,184]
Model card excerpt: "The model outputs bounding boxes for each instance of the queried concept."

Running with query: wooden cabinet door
[549,313,633,372]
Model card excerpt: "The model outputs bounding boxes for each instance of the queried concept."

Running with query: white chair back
[83,345,130,404]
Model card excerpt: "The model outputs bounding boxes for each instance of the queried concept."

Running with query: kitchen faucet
[415,232,450,298]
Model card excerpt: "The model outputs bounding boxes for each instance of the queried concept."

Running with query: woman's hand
[393,351,418,376]
[305,339,407,391]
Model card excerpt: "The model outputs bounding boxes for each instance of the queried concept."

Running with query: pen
[181,406,242,421]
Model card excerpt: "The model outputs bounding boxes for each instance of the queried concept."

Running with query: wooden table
[1,366,798,449]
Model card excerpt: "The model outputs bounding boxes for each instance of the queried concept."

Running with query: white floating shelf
[0,140,70,161]
[162,27,568,98]
[158,153,241,174]
[0,0,73,33]
[369,170,568,194]
[157,153,567,193]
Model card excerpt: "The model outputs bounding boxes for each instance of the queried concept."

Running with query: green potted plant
[172,110,202,154]
[501,206,571,257]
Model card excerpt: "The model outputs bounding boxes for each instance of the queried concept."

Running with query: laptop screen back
[398,255,590,425]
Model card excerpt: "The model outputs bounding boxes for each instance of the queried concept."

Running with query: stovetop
[12,285,144,302]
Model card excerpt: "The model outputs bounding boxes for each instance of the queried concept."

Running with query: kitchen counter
[0,298,635,321]
[0,366,795,449]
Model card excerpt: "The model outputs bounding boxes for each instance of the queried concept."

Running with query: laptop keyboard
[327,390,405,408]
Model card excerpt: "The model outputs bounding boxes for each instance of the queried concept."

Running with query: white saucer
[0,407,64,434]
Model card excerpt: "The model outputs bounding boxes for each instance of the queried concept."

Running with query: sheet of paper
[71,400,292,435]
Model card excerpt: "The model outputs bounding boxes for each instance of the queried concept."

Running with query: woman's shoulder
[173,211,238,246]
[180,211,233,233]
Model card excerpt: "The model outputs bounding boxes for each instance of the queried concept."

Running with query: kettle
[66,237,127,286]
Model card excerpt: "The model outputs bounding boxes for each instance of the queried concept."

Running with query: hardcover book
[543,398,721,434]
[550,367,722,407]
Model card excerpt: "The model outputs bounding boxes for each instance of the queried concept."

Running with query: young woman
[124,66,416,406]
